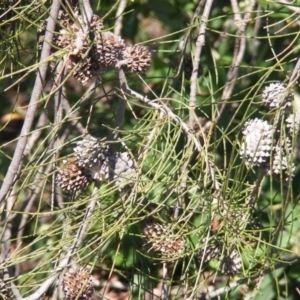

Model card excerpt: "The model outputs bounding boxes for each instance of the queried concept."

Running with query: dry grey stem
[114,0,128,36]
[217,0,256,120]
[189,0,214,127]
[0,1,61,206]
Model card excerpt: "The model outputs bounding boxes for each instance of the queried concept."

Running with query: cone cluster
[62,267,94,300]
[56,136,136,192]
[143,221,184,258]
[39,9,151,85]
[240,82,298,179]
[198,236,242,276]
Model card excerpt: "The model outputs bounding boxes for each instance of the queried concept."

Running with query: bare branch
[217,0,256,120]
[114,0,127,36]
[161,262,169,300]
[0,0,61,206]
[80,0,94,26]
[189,0,214,127]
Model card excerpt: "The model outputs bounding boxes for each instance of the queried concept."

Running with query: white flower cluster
[240,82,298,180]
[240,118,273,167]
[262,82,293,109]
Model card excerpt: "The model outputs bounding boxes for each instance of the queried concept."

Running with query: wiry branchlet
[286,110,300,136]
[123,45,151,74]
[262,83,293,109]
[0,280,12,300]
[220,250,242,276]
[94,32,125,67]
[143,221,184,258]
[56,158,92,192]
[240,118,273,167]
[62,267,94,300]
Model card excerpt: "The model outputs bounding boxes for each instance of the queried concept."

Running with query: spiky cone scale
[123,45,151,74]
[198,236,223,264]
[56,158,92,192]
[269,144,295,181]
[67,56,99,85]
[74,137,109,180]
[143,222,184,258]
[57,9,73,28]
[62,267,94,300]
[38,9,71,50]
[240,118,273,167]
[94,32,125,67]
[286,110,300,136]
[74,136,137,185]
[262,82,293,109]
[106,152,136,189]
[0,280,12,300]
[220,250,242,276]
[90,15,104,33]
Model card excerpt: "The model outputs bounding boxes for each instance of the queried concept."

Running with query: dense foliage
[0,0,300,299]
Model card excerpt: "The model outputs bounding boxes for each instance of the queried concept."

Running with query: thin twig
[15,165,52,277]
[24,112,48,156]
[189,0,214,127]
[289,56,300,84]
[114,0,127,36]
[117,68,221,193]
[205,255,300,299]
[80,0,93,28]
[21,183,100,300]
[1,191,15,277]
[171,0,205,89]
[217,0,256,121]
[0,0,61,206]
[161,262,168,300]
[52,60,65,211]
